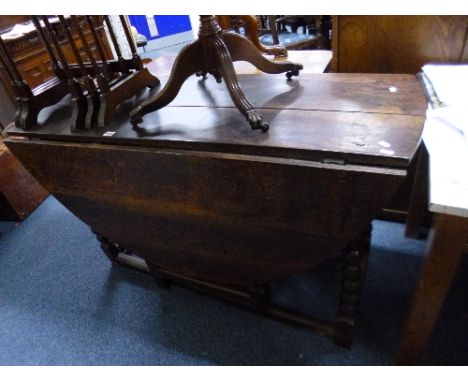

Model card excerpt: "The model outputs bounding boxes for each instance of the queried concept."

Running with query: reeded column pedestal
[130,15,303,132]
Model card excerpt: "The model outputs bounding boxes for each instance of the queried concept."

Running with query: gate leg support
[334,224,371,348]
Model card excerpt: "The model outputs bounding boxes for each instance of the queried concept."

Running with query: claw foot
[130,106,143,125]
[286,64,303,81]
[196,71,208,80]
[211,70,223,83]
[247,110,269,133]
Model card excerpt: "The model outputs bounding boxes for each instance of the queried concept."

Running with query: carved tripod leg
[334,224,372,348]
[211,37,270,132]
[223,32,303,80]
[130,40,205,125]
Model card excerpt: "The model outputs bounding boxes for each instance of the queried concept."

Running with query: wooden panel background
[332,16,468,74]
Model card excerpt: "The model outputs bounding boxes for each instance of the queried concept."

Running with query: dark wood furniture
[33,15,159,131]
[0,15,159,132]
[0,32,69,131]
[331,15,468,223]
[0,16,113,102]
[130,16,303,133]
[259,16,325,51]
[4,64,426,347]
[217,16,289,58]
[217,16,330,58]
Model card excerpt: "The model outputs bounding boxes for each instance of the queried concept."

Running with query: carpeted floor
[0,196,467,365]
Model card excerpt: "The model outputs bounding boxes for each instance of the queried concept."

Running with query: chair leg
[223,32,302,80]
[70,91,89,132]
[130,39,205,125]
[238,15,288,58]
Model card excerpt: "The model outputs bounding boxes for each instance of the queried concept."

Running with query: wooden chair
[131,26,148,52]
[217,16,327,57]
[258,16,324,51]
[217,15,288,57]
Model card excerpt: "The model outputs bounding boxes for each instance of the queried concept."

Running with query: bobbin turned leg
[334,224,371,348]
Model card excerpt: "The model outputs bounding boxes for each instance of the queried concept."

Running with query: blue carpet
[0,196,467,365]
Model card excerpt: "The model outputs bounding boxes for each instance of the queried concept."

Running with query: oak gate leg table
[5,62,426,347]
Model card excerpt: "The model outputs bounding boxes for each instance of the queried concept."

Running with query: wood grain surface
[6,72,426,169]
[6,139,405,284]
[332,16,468,74]
[5,70,426,285]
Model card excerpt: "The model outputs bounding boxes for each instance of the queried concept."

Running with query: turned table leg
[396,214,468,365]
[334,224,371,348]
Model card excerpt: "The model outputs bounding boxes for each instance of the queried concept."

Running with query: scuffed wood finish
[167,73,426,117]
[6,139,404,284]
[332,16,468,74]
[5,73,426,169]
